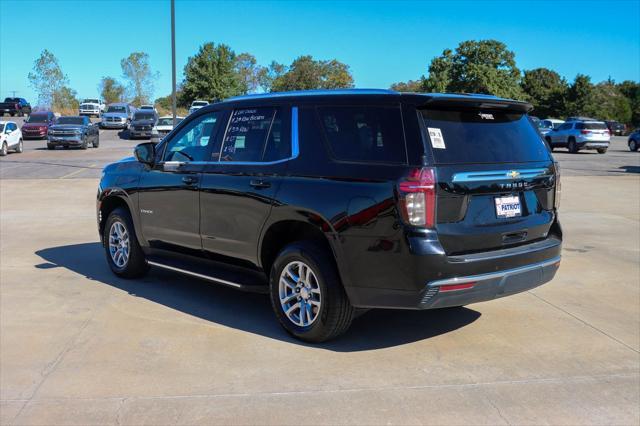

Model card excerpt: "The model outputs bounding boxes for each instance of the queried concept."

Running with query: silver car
[545,120,610,154]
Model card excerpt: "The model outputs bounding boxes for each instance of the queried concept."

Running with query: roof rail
[226,88,399,102]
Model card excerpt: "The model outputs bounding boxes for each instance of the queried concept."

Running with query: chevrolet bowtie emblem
[508,170,520,179]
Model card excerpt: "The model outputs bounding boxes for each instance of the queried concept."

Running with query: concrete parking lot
[1,121,639,425]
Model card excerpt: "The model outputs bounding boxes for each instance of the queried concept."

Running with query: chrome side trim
[147,261,243,288]
[427,256,561,288]
[452,168,549,183]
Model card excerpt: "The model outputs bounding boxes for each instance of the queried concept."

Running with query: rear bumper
[419,256,560,308]
[345,234,562,310]
[577,137,610,149]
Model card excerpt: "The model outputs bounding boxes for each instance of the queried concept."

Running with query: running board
[146,257,269,294]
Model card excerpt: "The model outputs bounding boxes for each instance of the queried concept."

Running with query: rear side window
[420,110,550,164]
[317,106,406,164]
[219,108,276,162]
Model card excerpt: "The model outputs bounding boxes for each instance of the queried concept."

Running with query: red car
[21,111,56,139]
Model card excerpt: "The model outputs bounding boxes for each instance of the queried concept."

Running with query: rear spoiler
[418,94,533,113]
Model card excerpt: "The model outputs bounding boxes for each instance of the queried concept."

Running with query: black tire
[630,139,638,152]
[47,143,54,150]
[103,207,148,278]
[568,138,578,153]
[269,241,354,343]
[15,139,23,153]
[597,148,607,154]
[9,112,14,117]
[0,142,7,156]
[80,135,88,150]
[93,134,100,148]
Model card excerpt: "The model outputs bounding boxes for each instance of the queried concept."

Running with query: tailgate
[419,107,557,255]
[435,163,555,254]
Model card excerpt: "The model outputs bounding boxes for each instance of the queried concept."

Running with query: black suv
[97,89,562,342]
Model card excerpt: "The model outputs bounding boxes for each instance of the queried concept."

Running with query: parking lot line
[59,164,96,179]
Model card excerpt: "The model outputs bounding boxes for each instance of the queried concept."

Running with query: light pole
[171,0,177,126]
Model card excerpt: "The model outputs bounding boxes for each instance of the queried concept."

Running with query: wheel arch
[258,217,355,298]
[98,190,145,246]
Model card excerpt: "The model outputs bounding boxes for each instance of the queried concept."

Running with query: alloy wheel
[108,221,130,268]
[278,261,322,327]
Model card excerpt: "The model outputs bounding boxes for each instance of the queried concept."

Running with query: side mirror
[134,142,156,166]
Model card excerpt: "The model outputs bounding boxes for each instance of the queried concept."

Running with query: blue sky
[1,0,638,103]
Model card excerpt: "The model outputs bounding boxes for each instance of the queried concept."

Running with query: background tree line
[27,39,638,126]
[391,39,639,125]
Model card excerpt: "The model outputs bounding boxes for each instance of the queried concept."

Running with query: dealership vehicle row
[2,96,639,159]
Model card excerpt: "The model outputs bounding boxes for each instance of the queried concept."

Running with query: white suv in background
[0,121,23,156]
[545,120,610,154]
[538,118,565,136]
[188,100,209,115]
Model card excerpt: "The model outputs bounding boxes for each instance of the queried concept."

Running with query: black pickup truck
[0,98,32,117]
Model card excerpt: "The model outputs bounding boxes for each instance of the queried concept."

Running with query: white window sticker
[428,127,446,149]
[234,135,246,149]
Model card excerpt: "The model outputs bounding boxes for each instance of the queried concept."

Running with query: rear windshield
[420,109,549,164]
[577,122,607,130]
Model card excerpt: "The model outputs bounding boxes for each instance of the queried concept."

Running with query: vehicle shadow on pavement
[35,242,481,351]
[619,165,640,173]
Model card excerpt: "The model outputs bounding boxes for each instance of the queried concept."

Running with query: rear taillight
[580,130,591,134]
[398,167,436,227]
[554,161,561,210]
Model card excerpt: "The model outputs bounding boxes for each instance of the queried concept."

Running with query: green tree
[258,61,287,93]
[617,80,640,126]
[180,42,244,104]
[423,49,453,92]
[235,53,266,94]
[98,76,125,104]
[390,78,426,92]
[521,68,568,118]
[565,74,595,117]
[269,55,354,92]
[585,80,632,123]
[52,86,79,111]
[423,40,523,99]
[121,52,157,105]
[27,49,68,107]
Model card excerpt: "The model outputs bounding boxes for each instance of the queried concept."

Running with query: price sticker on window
[428,127,446,149]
